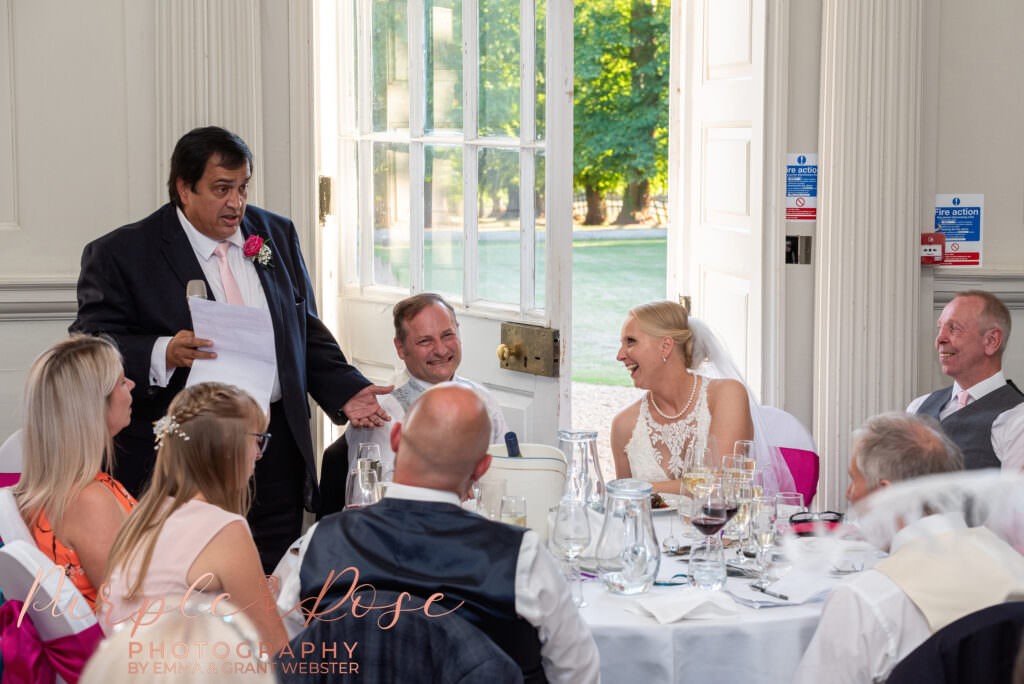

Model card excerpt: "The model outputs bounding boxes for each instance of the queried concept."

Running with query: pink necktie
[214,242,245,306]
[957,390,971,409]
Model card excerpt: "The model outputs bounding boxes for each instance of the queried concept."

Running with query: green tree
[575,0,670,225]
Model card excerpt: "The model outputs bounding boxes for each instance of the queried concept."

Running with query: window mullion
[408,0,426,292]
[518,0,537,314]
[462,0,480,305]
[357,0,374,288]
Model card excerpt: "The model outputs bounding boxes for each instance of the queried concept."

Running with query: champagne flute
[552,500,592,607]
[733,440,756,479]
[749,495,778,577]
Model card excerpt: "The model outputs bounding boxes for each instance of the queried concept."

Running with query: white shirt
[906,370,1024,471]
[148,208,281,401]
[793,513,967,684]
[275,484,599,684]
[344,374,509,479]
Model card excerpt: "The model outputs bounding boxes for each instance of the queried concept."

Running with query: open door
[315,0,573,446]
[670,0,768,394]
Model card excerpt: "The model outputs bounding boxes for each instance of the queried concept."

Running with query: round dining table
[578,514,827,683]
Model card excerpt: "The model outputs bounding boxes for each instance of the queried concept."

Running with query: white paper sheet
[186,296,275,413]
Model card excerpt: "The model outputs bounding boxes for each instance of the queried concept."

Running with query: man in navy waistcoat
[908,290,1024,471]
[277,384,599,683]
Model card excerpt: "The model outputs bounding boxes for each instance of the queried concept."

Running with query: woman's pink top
[100,497,246,634]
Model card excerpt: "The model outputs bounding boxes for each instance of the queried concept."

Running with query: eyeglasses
[250,432,272,456]
[788,510,842,536]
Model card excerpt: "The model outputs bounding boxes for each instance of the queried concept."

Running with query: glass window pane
[535,0,545,140]
[373,142,411,288]
[478,147,520,303]
[479,0,520,137]
[424,145,464,297]
[533,151,545,309]
[372,0,409,133]
[425,0,463,133]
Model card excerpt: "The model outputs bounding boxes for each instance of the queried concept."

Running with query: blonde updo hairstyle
[15,334,123,530]
[105,382,265,599]
[628,300,695,369]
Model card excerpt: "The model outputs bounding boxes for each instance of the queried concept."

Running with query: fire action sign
[786,153,817,222]
[934,194,983,266]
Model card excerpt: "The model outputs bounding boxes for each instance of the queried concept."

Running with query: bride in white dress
[610,301,795,495]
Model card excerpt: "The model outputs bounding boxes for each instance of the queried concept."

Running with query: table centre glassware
[596,478,660,595]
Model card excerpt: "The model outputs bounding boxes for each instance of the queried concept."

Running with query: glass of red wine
[688,480,728,590]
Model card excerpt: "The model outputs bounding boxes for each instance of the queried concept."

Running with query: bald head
[391,384,492,495]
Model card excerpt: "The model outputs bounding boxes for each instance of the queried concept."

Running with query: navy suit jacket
[71,202,369,509]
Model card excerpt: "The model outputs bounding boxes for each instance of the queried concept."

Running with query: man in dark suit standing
[71,126,391,571]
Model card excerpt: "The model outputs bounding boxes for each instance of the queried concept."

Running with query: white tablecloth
[580,513,825,683]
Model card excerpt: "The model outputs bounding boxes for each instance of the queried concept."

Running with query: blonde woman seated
[611,301,794,495]
[101,382,287,652]
[12,335,137,611]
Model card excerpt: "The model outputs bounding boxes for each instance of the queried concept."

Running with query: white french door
[669,0,769,396]
[315,0,573,444]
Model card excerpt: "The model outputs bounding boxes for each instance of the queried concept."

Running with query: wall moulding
[0,279,77,321]
[0,0,19,230]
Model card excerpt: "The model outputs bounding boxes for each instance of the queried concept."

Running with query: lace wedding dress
[624,376,711,481]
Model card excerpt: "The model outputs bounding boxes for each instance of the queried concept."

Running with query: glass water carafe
[595,478,660,595]
[558,430,606,512]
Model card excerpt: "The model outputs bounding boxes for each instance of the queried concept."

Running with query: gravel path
[571,381,644,483]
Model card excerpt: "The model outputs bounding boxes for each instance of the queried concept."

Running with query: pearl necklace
[649,375,700,421]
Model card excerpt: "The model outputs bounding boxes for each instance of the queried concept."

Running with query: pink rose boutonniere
[243,234,274,270]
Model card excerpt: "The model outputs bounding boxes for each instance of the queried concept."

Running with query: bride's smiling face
[616,316,664,387]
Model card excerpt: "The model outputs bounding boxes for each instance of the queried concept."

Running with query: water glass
[477,478,507,520]
[688,536,726,590]
[552,500,592,607]
[776,492,807,524]
[356,443,383,480]
[500,495,527,527]
[345,467,380,509]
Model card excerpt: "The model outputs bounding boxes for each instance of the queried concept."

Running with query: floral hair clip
[153,414,190,450]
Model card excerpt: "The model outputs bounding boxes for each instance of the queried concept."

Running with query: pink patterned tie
[214,242,245,306]
[957,390,971,409]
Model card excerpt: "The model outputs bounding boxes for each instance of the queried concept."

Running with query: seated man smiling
[279,384,598,683]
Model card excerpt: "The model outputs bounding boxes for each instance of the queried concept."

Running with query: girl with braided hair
[101,382,287,652]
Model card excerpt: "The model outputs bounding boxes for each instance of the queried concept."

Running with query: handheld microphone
[186,280,208,302]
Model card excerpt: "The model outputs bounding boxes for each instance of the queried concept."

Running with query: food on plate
[651,492,668,509]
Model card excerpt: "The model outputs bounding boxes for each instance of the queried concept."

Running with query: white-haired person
[11,334,137,611]
[101,382,287,653]
[611,300,794,494]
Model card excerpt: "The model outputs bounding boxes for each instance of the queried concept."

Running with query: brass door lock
[495,322,559,377]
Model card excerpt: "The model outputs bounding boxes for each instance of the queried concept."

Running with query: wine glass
[733,440,756,479]
[552,500,592,607]
[749,495,778,577]
[344,465,380,509]
[688,480,728,590]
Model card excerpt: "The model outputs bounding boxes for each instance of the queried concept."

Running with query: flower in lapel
[243,233,274,270]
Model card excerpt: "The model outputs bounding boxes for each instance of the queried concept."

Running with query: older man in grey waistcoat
[907,290,1024,470]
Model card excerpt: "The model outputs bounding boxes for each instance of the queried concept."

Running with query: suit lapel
[241,217,292,340]
[159,205,212,294]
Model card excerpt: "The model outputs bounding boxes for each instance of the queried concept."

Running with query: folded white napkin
[766,568,837,604]
[629,588,737,623]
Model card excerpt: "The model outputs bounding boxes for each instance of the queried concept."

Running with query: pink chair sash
[779,447,820,508]
[0,475,19,488]
[0,600,103,684]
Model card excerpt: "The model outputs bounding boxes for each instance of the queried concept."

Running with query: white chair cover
[481,443,567,542]
[0,487,33,545]
[0,539,97,641]
[759,406,816,452]
[0,429,23,475]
